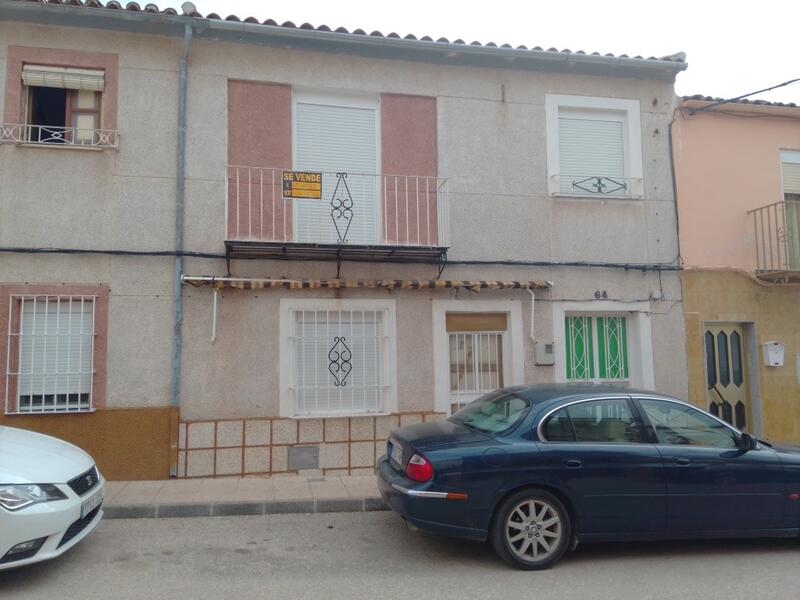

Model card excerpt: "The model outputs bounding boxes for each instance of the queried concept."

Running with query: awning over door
[182,275,552,292]
[22,65,105,91]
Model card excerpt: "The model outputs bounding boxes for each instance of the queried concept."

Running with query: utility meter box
[535,340,555,366]
[761,341,784,367]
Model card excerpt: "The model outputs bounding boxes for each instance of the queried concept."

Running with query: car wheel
[490,489,571,570]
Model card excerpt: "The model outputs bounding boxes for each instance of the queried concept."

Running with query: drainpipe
[169,22,193,477]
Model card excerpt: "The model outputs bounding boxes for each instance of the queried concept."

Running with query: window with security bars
[449,333,504,398]
[5,296,96,414]
[565,315,629,382]
[291,309,387,416]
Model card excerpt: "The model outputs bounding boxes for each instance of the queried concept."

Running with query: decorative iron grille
[0,123,119,149]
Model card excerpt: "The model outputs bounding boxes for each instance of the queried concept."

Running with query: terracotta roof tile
[682,94,798,109]
[11,0,687,66]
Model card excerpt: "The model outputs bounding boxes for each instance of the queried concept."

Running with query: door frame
[701,320,763,437]
[432,300,525,415]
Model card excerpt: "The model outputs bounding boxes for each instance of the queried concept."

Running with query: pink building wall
[673,105,800,270]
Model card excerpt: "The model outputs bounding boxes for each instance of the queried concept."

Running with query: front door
[446,313,508,415]
[635,397,785,532]
[704,323,750,430]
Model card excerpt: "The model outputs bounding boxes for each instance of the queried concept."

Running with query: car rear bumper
[0,478,105,571]
[376,455,486,541]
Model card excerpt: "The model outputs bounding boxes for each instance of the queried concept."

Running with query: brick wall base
[178,412,447,478]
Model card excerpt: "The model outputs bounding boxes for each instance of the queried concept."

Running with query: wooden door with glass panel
[703,323,749,430]
[446,313,508,416]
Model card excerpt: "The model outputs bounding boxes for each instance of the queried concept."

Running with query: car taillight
[406,453,433,483]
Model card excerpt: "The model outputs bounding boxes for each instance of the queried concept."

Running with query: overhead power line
[689,77,800,114]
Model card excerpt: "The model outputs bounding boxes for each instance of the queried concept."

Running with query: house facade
[673,96,800,443]
[0,0,688,480]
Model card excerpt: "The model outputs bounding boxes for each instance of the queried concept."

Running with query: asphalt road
[1,512,798,600]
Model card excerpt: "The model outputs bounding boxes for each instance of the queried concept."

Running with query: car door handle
[564,459,583,469]
[673,457,691,466]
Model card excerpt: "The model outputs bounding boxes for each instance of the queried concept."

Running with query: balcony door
[781,152,800,270]
[294,95,379,245]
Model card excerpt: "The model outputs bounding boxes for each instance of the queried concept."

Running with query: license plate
[81,489,103,519]
[390,439,403,466]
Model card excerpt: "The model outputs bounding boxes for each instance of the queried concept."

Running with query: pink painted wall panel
[227,81,292,241]
[380,94,439,246]
[673,110,800,270]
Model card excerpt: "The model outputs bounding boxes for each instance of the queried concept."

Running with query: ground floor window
[565,314,629,382]
[5,295,96,414]
[281,299,397,417]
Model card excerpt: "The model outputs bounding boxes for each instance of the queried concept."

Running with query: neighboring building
[0,0,689,480]
[673,95,800,443]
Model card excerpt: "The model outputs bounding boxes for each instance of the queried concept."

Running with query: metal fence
[226,166,449,247]
[0,123,119,148]
[748,200,800,272]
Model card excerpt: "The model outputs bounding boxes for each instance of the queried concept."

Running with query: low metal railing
[0,123,119,149]
[551,174,643,198]
[226,166,449,247]
[748,200,800,273]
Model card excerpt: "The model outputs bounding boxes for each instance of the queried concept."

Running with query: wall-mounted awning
[182,275,552,292]
[22,65,105,91]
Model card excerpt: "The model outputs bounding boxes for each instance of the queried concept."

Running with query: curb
[103,496,387,519]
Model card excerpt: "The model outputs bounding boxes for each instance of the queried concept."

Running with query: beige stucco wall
[673,108,800,270]
[1,22,687,429]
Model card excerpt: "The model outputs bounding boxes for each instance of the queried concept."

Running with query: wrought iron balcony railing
[748,199,800,277]
[226,166,449,249]
[551,174,643,198]
[0,123,119,149]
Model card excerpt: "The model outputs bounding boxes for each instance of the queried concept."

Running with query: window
[565,315,629,382]
[5,296,96,414]
[280,299,397,417]
[639,399,737,448]
[449,390,529,434]
[21,65,108,147]
[542,399,641,443]
[780,151,800,270]
[447,312,506,414]
[545,94,643,198]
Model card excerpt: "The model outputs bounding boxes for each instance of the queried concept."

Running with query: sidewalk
[102,475,385,519]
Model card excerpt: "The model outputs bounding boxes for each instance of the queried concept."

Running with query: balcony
[0,124,119,149]
[225,166,449,264]
[749,199,800,282]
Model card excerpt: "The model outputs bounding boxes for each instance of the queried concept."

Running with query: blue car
[376,384,800,569]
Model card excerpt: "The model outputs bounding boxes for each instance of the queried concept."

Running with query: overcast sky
[166,0,800,104]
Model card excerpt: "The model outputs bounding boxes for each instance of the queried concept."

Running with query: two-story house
[0,0,689,480]
[673,95,800,444]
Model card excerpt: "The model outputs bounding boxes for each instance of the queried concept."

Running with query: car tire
[490,488,572,570]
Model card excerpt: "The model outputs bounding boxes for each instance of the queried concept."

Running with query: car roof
[506,383,674,405]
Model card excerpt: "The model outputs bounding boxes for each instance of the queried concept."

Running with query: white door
[294,99,378,245]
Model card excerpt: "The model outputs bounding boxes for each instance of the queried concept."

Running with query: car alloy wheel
[491,489,571,570]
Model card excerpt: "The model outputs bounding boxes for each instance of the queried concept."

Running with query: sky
[164,0,800,104]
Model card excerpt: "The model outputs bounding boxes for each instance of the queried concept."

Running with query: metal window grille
[290,309,388,416]
[565,314,629,383]
[4,296,96,415]
[448,332,504,413]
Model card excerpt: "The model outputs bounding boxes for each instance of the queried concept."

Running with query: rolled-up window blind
[22,65,105,92]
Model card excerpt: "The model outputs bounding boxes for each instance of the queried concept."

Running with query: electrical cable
[687,77,800,115]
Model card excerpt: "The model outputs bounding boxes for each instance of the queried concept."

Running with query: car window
[638,399,736,448]
[542,408,575,442]
[565,398,641,443]
[449,390,530,434]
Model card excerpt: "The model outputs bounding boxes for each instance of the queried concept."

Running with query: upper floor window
[545,94,643,198]
[21,65,109,147]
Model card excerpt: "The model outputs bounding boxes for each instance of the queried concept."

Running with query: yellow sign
[282,171,322,200]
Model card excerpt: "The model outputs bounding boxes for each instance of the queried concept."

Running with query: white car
[0,426,105,570]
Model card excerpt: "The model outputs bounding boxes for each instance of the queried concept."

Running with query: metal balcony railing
[226,166,449,248]
[748,200,800,275]
[551,174,644,198]
[0,123,119,149]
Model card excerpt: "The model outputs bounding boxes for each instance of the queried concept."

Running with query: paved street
[1,512,797,600]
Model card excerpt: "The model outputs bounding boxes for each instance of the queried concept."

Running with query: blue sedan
[376,384,800,569]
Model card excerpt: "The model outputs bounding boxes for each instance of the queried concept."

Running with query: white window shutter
[558,116,625,192]
[22,65,105,92]
[294,102,378,244]
[781,162,800,194]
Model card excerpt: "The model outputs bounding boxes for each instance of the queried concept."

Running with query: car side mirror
[737,432,757,451]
